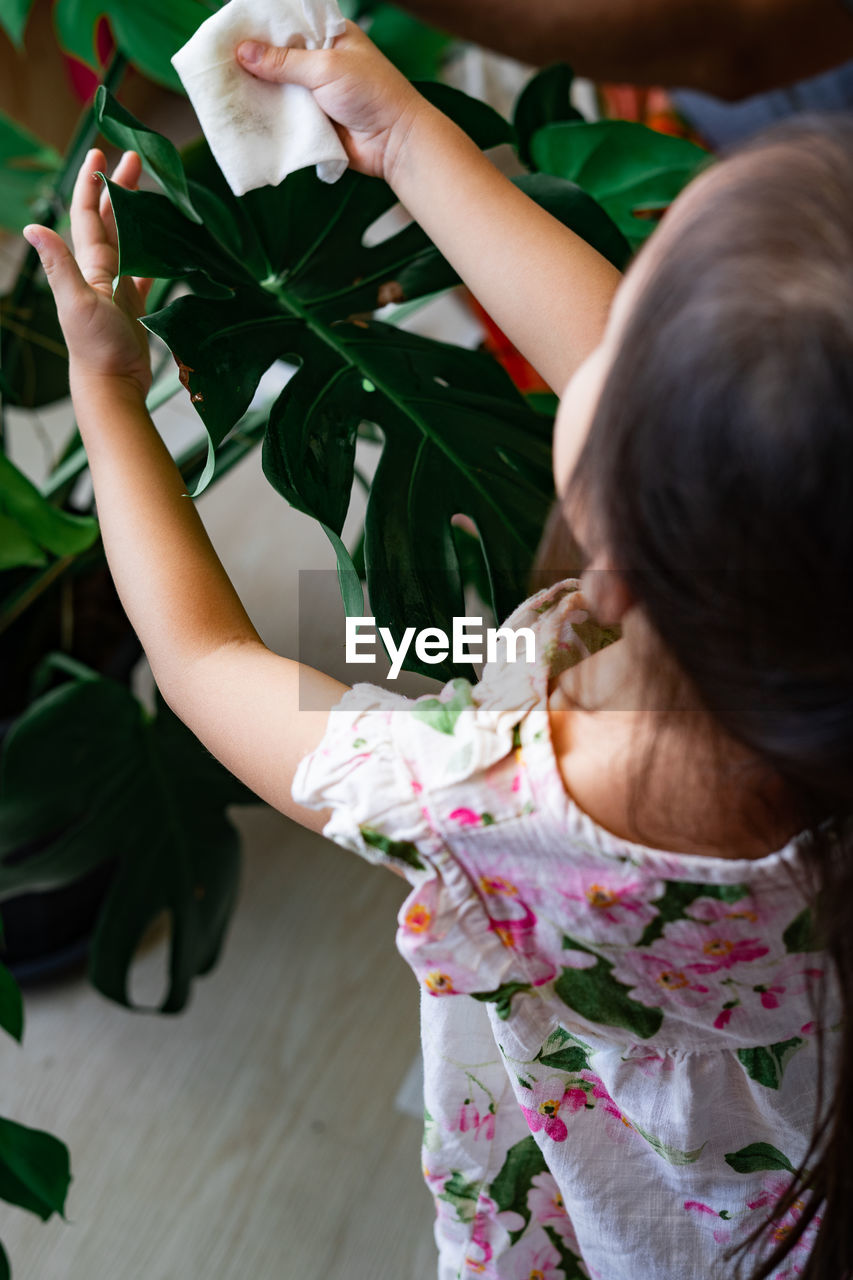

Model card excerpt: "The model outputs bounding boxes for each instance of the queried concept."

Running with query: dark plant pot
[0,565,141,982]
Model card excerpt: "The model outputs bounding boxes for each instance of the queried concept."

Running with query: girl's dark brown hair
[565,113,853,1277]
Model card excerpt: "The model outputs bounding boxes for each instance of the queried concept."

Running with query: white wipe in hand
[172,0,348,197]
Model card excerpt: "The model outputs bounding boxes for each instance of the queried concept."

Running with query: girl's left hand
[24,148,153,400]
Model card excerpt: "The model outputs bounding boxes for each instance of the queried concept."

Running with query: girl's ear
[580,555,634,625]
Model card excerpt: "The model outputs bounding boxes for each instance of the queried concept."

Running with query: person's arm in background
[238,25,621,395]
[389,0,853,102]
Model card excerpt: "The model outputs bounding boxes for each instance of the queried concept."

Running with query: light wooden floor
[1,805,437,1280]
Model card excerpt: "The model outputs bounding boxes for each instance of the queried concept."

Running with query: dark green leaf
[0,283,69,408]
[555,937,663,1039]
[53,0,222,90]
[530,119,711,247]
[0,964,23,1044]
[538,1045,588,1072]
[0,679,254,1012]
[489,1135,548,1243]
[367,6,452,80]
[0,112,61,232]
[724,1142,795,1175]
[638,880,748,948]
[359,826,425,871]
[0,455,99,570]
[0,1238,9,1280]
[782,907,821,953]
[0,1115,70,1220]
[0,0,34,45]
[471,981,532,1020]
[96,87,201,224]
[736,1038,804,1090]
[513,64,583,170]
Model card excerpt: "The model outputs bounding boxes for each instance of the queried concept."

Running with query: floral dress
[292,580,837,1280]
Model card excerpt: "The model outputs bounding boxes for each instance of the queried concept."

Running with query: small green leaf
[471,981,532,1020]
[0,0,35,45]
[359,826,425,871]
[631,1120,706,1165]
[538,1045,588,1072]
[0,1115,71,1220]
[438,1170,480,1223]
[514,64,583,169]
[555,938,663,1039]
[412,680,475,735]
[783,908,821,953]
[96,88,201,224]
[489,1135,548,1243]
[0,964,23,1044]
[724,1142,795,1175]
[736,1038,804,1090]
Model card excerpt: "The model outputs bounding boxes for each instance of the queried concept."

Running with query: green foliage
[783,907,821,953]
[0,285,69,409]
[489,1135,548,1243]
[366,5,452,80]
[530,119,711,247]
[736,1038,804,1090]
[53,0,222,90]
[637,880,748,948]
[0,113,61,233]
[0,456,99,570]
[555,937,664,1039]
[513,65,583,171]
[0,0,34,47]
[0,960,23,1044]
[471,981,533,1019]
[0,675,253,1012]
[724,1142,795,1175]
[0,1116,70,1221]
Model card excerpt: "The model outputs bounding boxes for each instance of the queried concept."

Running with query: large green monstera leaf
[0,673,254,1012]
[97,85,629,681]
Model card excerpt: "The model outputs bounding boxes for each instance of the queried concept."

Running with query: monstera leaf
[97,86,628,679]
[0,673,254,1012]
[530,119,711,247]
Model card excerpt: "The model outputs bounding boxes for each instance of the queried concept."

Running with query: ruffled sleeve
[291,683,441,882]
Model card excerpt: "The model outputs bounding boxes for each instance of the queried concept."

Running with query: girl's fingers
[134,276,154,304]
[23,225,94,322]
[70,148,110,260]
[99,150,143,250]
[236,37,328,87]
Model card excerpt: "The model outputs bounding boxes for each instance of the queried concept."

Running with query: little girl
[23,23,853,1280]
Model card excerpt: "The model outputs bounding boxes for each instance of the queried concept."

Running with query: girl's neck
[548,624,803,860]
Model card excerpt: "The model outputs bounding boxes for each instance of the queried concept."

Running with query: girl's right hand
[235,21,429,185]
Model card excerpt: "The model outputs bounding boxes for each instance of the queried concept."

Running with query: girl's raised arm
[237,23,622,394]
[25,151,345,831]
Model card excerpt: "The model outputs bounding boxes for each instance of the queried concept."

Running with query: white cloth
[172,0,348,196]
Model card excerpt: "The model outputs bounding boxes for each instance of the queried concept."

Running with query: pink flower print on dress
[527,1172,580,1248]
[505,1231,563,1280]
[611,948,714,1012]
[457,1101,496,1142]
[683,1198,733,1245]
[744,1176,821,1278]
[519,1076,583,1143]
[557,867,663,946]
[425,970,456,996]
[450,808,496,828]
